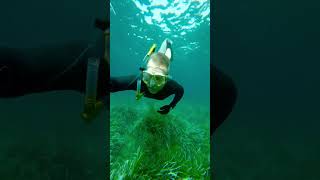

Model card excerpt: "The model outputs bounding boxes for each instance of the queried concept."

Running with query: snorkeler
[0,19,236,133]
[109,39,184,115]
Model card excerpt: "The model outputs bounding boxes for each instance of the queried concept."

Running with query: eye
[155,76,161,81]
[155,76,166,85]
[143,72,150,81]
[155,76,162,82]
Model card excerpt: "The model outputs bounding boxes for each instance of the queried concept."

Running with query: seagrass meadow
[110,96,210,179]
[110,0,211,179]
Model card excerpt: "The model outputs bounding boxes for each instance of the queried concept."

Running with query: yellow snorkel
[147,44,157,56]
[81,20,109,122]
[136,43,157,100]
[81,57,104,122]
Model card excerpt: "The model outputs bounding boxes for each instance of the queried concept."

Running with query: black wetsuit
[110,75,184,109]
[0,43,108,99]
[0,42,236,134]
[212,66,237,134]
[0,18,109,99]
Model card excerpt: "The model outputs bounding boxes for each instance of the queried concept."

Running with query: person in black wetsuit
[0,19,109,100]
[110,75,184,114]
[0,19,236,134]
[109,39,184,115]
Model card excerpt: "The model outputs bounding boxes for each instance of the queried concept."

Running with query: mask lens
[143,72,167,87]
[155,75,166,86]
[142,72,151,83]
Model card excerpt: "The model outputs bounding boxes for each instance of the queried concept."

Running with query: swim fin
[158,38,173,61]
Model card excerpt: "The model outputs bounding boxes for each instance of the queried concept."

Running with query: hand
[157,105,171,115]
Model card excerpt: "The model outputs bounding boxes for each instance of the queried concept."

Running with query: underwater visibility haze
[213,0,320,179]
[110,0,211,179]
[0,0,107,179]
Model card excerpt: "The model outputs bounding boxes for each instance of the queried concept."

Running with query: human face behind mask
[142,72,167,94]
[143,53,170,94]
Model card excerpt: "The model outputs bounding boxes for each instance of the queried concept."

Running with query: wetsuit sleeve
[212,66,237,134]
[109,75,137,92]
[168,81,184,109]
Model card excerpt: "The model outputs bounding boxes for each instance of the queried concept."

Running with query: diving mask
[142,70,167,87]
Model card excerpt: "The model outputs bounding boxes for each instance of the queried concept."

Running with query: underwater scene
[110,0,211,179]
[0,94,107,180]
[213,0,320,179]
[0,0,107,179]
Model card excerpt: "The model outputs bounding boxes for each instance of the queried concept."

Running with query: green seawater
[213,0,320,179]
[110,0,211,179]
[0,0,106,179]
[0,93,106,180]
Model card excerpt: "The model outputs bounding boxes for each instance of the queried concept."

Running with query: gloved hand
[157,105,172,114]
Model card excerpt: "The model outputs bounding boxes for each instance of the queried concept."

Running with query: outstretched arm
[158,81,184,114]
[211,66,237,134]
[169,83,184,109]
[109,75,138,92]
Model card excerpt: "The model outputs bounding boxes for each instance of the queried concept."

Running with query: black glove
[157,105,172,114]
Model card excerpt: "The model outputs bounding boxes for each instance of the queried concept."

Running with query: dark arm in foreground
[211,65,237,134]
[0,46,236,133]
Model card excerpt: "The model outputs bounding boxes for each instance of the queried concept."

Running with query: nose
[149,78,156,87]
